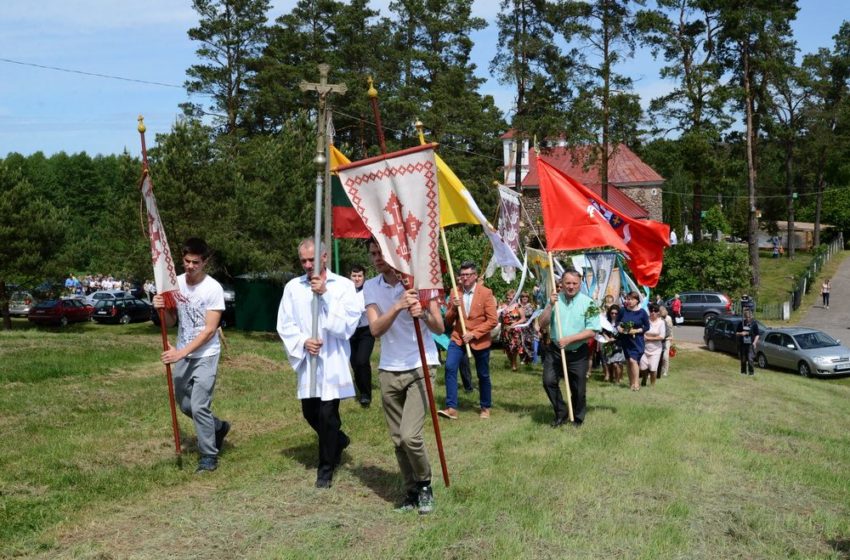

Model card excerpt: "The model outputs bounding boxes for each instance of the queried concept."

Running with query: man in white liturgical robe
[277,239,363,488]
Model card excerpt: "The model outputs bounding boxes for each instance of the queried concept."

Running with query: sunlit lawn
[1,318,849,559]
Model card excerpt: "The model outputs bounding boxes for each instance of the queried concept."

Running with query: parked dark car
[92,298,152,324]
[667,291,732,324]
[28,298,93,326]
[755,327,850,378]
[703,315,767,355]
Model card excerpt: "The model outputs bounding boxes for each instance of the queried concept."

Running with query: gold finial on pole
[367,76,387,153]
[137,115,146,134]
[414,120,426,145]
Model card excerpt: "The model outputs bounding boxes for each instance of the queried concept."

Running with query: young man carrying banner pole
[335,79,450,496]
[137,116,182,466]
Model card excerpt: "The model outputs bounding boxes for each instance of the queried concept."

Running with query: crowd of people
[154,235,683,516]
[63,273,150,298]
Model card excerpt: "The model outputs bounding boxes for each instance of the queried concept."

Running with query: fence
[787,234,844,319]
[729,233,844,321]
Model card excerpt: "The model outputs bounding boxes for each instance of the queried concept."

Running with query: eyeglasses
[458,273,476,277]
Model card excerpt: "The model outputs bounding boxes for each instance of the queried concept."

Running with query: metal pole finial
[367,76,378,99]
[137,115,146,134]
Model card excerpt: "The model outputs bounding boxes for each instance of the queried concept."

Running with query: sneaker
[479,407,490,419]
[394,491,419,513]
[215,420,231,453]
[437,408,458,420]
[417,485,434,515]
[194,455,218,474]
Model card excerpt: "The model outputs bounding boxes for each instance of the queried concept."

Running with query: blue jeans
[444,341,491,409]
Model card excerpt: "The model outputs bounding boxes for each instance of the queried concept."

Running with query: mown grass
[755,249,818,305]
[1,319,849,559]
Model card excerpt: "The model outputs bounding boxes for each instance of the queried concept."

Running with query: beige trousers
[379,366,435,493]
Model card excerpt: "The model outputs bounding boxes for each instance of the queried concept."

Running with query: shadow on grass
[280,439,398,503]
[497,400,555,425]
[280,441,318,468]
[827,538,850,559]
[347,464,398,504]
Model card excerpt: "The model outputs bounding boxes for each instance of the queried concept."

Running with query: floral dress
[520,303,537,364]
[500,303,524,357]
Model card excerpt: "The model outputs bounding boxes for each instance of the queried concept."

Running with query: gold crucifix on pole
[299,63,347,397]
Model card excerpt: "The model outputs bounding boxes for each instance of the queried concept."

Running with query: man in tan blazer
[438,261,498,419]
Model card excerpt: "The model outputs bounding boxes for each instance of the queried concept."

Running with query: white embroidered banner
[337,145,443,296]
[140,173,184,308]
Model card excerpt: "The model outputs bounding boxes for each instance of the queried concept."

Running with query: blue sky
[1,0,847,158]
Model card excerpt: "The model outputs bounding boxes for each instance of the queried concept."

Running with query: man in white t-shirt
[153,238,229,474]
[363,239,444,515]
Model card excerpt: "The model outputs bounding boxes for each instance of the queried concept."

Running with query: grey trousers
[172,354,224,457]
[379,366,435,493]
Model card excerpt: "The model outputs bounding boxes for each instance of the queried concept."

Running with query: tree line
[2,0,850,323]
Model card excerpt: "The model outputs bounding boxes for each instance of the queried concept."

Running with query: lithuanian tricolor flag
[330,145,370,239]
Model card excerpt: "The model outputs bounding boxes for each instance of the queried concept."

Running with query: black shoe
[215,420,231,453]
[417,485,434,515]
[359,397,371,408]
[463,385,476,393]
[335,433,350,466]
[550,417,567,428]
[315,477,332,489]
[194,455,218,474]
[394,491,419,513]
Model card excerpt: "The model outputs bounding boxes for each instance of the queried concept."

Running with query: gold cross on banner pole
[299,64,347,398]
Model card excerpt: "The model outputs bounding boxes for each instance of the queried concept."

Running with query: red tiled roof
[520,146,663,219]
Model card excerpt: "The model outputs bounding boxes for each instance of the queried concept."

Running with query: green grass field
[1,316,849,559]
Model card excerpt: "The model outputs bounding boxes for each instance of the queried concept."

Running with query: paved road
[672,250,848,346]
[797,251,849,343]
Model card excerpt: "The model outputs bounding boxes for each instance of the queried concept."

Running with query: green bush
[656,242,749,297]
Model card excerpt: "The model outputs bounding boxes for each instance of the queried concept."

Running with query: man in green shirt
[538,270,600,428]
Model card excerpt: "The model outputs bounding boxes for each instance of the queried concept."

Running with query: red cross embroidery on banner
[380,192,422,262]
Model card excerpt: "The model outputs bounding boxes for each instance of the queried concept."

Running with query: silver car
[755,327,850,377]
[9,291,36,317]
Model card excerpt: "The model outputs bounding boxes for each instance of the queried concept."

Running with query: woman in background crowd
[499,289,525,371]
[658,305,674,378]
[618,292,649,391]
[519,292,537,365]
[599,304,625,383]
[639,304,666,387]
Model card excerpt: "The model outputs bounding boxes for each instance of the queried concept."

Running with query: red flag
[538,159,670,287]
[537,158,631,256]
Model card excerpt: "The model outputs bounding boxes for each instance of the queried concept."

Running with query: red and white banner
[140,173,184,308]
[336,144,443,298]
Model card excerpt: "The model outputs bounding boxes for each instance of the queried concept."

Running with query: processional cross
[299,64,347,398]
